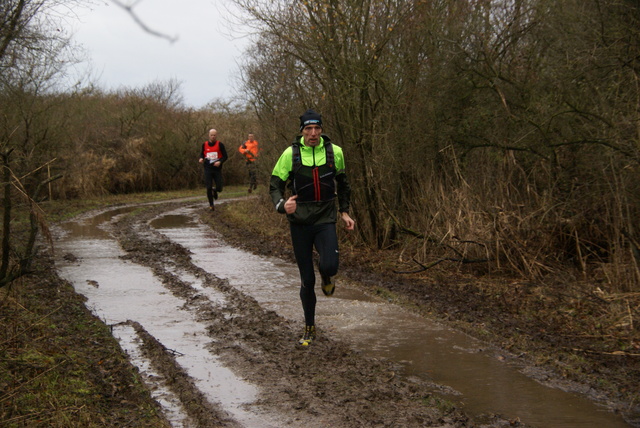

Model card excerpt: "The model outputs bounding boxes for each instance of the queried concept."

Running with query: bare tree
[235,0,418,246]
[236,0,640,288]
[0,0,74,287]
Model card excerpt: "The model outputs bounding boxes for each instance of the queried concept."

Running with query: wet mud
[55,200,474,427]
[52,198,638,427]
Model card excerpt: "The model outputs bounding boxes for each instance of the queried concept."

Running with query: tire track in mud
[109,201,486,428]
[124,320,242,428]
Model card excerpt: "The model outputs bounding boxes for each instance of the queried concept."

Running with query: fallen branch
[379,198,437,242]
[394,256,490,274]
[380,200,492,272]
[571,348,640,357]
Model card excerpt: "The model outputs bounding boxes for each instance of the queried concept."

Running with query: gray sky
[68,0,250,108]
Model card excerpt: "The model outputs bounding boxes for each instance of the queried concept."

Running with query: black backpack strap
[291,141,302,173]
[324,141,335,170]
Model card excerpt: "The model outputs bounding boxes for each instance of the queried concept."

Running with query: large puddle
[54,203,634,427]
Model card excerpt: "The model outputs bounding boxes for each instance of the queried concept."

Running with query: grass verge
[0,257,170,427]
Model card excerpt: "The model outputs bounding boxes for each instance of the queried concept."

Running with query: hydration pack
[291,141,336,202]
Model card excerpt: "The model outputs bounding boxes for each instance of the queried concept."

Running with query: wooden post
[48,164,52,201]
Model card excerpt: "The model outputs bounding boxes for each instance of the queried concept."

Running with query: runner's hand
[284,195,297,214]
[341,212,355,231]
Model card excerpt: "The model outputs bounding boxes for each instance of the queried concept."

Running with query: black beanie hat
[299,109,322,131]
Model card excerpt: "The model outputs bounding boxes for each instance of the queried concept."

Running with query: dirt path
[55,199,488,427]
[53,197,639,427]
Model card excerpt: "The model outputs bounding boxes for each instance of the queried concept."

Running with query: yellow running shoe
[298,325,316,346]
[321,274,335,297]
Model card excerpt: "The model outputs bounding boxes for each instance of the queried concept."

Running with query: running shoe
[321,274,335,296]
[299,325,316,346]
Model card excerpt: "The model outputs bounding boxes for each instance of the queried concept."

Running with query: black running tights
[203,167,223,205]
[289,222,339,326]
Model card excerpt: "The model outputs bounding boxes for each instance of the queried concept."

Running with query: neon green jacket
[270,135,351,225]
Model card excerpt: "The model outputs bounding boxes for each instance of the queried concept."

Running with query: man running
[199,129,228,210]
[239,132,260,193]
[269,109,355,346]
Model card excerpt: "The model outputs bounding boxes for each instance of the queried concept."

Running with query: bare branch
[111,0,178,43]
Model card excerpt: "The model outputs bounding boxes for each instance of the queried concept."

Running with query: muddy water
[153,206,631,428]
[54,203,632,428]
[54,207,282,428]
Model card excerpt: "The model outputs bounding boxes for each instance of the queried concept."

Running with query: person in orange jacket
[239,133,260,193]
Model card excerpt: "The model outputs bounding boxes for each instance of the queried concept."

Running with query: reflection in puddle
[149,215,197,229]
[59,206,138,239]
[151,208,632,428]
[54,207,285,428]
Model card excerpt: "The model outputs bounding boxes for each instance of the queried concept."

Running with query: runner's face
[302,125,322,146]
[209,130,217,142]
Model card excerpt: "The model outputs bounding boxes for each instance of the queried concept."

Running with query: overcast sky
[67,0,250,109]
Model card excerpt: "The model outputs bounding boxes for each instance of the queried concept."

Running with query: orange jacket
[239,139,259,162]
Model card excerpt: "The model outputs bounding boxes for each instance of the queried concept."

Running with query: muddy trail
[52,198,635,427]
